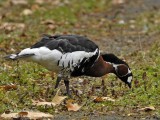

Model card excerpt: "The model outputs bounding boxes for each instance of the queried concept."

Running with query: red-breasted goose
[5,34,133,96]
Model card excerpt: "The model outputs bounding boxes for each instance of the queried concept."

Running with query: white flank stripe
[58,48,98,70]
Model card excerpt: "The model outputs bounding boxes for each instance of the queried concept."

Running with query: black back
[31,34,98,53]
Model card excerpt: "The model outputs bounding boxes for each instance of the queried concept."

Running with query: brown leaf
[41,19,56,30]
[1,111,53,119]
[18,112,28,117]
[0,22,25,32]
[92,96,115,103]
[139,106,155,112]
[93,97,103,103]
[48,24,56,30]
[3,63,12,69]
[134,79,139,88]
[32,89,67,106]
[66,99,82,111]
[10,0,28,5]
[112,0,124,5]
[35,0,44,4]
[102,97,116,102]
[41,19,55,25]
[31,4,40,10]
[142,72,147,80]
[0,84,17,91]
[52,89,67,105]
[32,100,56,106]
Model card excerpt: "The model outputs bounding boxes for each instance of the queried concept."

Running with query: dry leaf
[32,89,67,106]
[48,24,56,30]
[0,84,17,91]
[41,19,56,30]
[66,99,82,111]
[1,111,53,119]
[22,9,33,16]
[41,19,55,25]
[3,63,12,69]
[102,97,116,102]
[35,0,44,4]
[93,97,103,103]
[0,22,25,32]
[112,0,124,5]
[139,106,155,112]
[32,100,56,106]
[52,89,67,105]
[10,0,28,5]
[18,111,28,117]
[92,96,115,103]
[142,72,147,80]
[31,4,40,10]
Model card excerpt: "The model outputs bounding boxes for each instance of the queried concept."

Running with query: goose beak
[127,82,131,88]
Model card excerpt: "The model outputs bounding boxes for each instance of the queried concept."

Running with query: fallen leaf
[93,97,103,103]
[66,99,82,111]
[31,4,40,10]
[52,89,67,105]
[41,19,55,25]
[102,97,116,102]
[142,72,147,80]
[1,111,53,119]
[3,63,12,69]
[35,0,44,4]
[52,0,61,6]
[0,84,17,91]
[10,0,28,5]
[92,96,115,103]
[41,19,57,30]
[0,15,2,20]
[22,9,33,16]
[139,106,155,112]
[48,24,56,30]
[18,111,28,117]
[112,0,124,5]
[32,89,67,106]
[118,20,125,25]
[32,100,56,106]
[0,22,25,32]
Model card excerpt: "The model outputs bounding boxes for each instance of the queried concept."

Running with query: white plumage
[9,46,99,73]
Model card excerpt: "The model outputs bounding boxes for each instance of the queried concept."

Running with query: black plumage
[102,53,128,66]
[31,34,98,53]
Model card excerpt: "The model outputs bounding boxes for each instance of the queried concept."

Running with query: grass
[0,0,160,118]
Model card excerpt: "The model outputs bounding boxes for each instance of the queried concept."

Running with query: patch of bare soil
[54,111,159,120]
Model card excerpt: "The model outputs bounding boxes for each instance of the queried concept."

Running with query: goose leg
[64,78,71,97]
[55,74,62,89]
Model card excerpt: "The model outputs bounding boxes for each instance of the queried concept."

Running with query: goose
[5,34,133,96]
